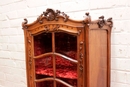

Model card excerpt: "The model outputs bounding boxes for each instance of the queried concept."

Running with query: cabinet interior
[34,32,77,87]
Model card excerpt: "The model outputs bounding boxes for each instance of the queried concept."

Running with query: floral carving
[97,16,105,28]
[43,9,60,21]
[89,16,113,29]
[44,25,50,32]
[53,24,60,31]
[97,16,113,28]
[28,37,32,70]
[37,8,69,23]
[42,24,60,32]
[79,41,84,77]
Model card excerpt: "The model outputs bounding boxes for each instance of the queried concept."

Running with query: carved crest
[37,8,69,23]
[22,8,113,29]
[22,8,69,29]
[43,9,59,21]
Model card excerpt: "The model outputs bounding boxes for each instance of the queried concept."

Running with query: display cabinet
[22,8,113,87]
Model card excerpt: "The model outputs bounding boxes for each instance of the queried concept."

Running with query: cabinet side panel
[89,29,108,87]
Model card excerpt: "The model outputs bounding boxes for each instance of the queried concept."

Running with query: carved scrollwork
[37,14,44,24]
[97,16,105,28]
[42,24,60,32]
[89,16,113,29]
[53,25,60,31]
[98,16,113,28]
[44,25,50,32]
[107,17,113,28]
[61,12,69,22]
[22,18,28,29]
[43,9,57,21]
[79,41,84,77]
[27,31,32,70]
[37,8,69,23]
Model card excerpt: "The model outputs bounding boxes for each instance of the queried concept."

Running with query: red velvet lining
[36,78,77,87]
[35,54,77,79]
[35,54,77,87]
[34,33,77,87]
[36,75,77,87]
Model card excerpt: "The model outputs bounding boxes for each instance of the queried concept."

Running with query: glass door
[33,31,78,87]
[34,32,54,87]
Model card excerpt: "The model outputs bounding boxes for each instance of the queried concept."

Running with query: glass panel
[36,74,53,79]
[55,55,77,79]
[56,79,77,87]
[36,81,54,87]
[35,55,53,79]
[55,32,77,87]
[56,82,68,87]
[55,32,77,60]
[34,33,52,56]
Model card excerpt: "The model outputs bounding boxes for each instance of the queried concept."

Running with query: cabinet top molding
[22,8,113,29]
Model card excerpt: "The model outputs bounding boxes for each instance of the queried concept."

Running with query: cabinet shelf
[36,68,77,79]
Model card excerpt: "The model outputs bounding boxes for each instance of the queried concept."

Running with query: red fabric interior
[35,54,77,87]
[35,52,77,87]
[35,54,77,79]
[34,33,77,87]
[36,75,77,87]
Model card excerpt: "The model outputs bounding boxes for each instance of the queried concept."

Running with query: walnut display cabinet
[22,8,113,87]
